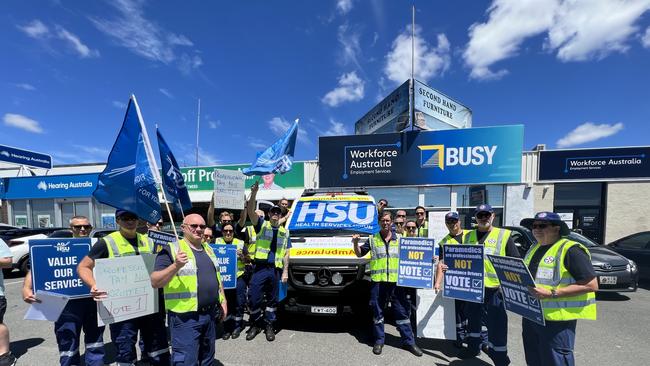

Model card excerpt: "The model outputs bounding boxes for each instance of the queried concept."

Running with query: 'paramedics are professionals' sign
[539,147,650,181]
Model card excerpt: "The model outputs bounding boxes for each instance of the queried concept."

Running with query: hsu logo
[296,202,375,224]
[217,246,227,255]
[55,241,71,253]
[418,145,498,170]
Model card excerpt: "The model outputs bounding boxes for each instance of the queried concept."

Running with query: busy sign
[287,196,379,234]
[397,237,436,289]
[488,255,545,325]
[443,244,484,303]
[414,80,472,130]
[0,143,52,169]
[95,254,157,325]
[29,238,91,298]
[319,126,523,187]
[539,146,650,181]
[210,244,237,289]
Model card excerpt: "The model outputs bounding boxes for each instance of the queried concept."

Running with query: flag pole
[195,98,201,166]
[409,5,415,132]
[134,98,180,241]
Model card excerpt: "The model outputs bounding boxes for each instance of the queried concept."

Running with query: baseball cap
[520,212,570,236]
[269,205,283,215]
[474,204,494,215]
[115,209,133,218]
[445,211,459,221]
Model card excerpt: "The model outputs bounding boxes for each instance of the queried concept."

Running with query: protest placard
[213,169,245,209]
[24,291,69,322]
[487,255,546,325]
[147,230,176,253]
[443,244,484,303]
[209,244,237,289]
[398,237,436,289]
[29,238,91,298]
[94,254,157,326]
[416,289,457,340]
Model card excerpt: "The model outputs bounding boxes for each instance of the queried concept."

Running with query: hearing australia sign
[319,125,523,187]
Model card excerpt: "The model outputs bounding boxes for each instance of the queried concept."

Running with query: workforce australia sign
[539,147,650,181]
[320,125,523,187]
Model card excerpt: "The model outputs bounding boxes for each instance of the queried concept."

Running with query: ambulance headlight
[304,272,316,285]
[331,272,343,285]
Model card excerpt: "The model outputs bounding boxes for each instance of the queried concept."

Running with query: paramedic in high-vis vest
[151,213,227,366]
[459,204,520,365]
[521,212,597,366]
[352,211,423,357]
[77,210,170,366]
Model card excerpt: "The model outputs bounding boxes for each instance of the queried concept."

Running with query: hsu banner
[29,238,91,298]
[397,237,436,289]
[487,255,545,326]
[210,244,237,289]
[443,244,484,303]
[287,196,379,234]
[319,125,523,187]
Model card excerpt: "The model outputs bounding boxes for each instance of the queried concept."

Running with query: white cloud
[14,83,36,91]
[556,122,624,148]
[3,113,44,133]
[73,145,110,160]
[208,120,221,129]
[90,0,201,73]
[55,26,99,58]
[112,100,127,109]
[337,23,362,70]
[322,119,350,136]
[268,117,309,144]
[173,143,220,166]
[322,71,365,107]
[464,0,650,80]
[17,20,49,38]
[384,25,450,84]
[643,27,650,47]
[159,88,174,99]
[337,0,353,14]
[248,137,267,149]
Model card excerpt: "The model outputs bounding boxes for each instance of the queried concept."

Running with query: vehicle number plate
[599,276,617,285]
[311,306,337,314]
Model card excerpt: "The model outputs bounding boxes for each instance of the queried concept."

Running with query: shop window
[453,185,504,207]
[366,187,419,209]
[554,183,603,206]
[31,199,55,228]
[11,200,29,227]
[423,187,451,207]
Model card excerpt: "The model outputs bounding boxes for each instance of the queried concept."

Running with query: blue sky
[1,0,649,167]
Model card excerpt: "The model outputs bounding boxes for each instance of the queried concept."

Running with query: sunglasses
[396,214,406,217]
[416,211,425,216]
[185,224,207,230]
[476,212,491,219]
[532,223,551,229]
[445,220,458,224]
[406,226,417,230]
[395,222,404,226]
[72,225,92,230]
[118,216,138,222]
[222,229,234,233]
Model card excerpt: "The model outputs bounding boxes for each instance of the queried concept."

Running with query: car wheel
[19,257,30,275]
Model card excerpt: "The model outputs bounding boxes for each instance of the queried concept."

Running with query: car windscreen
[568,232,598,247]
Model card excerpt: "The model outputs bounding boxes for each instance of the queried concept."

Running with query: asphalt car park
[3,270,650,366]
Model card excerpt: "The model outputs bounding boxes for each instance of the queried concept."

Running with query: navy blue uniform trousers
[465,287,510,366]
[109,311,169,365]
[523,318,577,366]
[249,265,279,326]
[55,297,105,366]
[169,308,218,366]
[370,282,415,346]
[224,276,248,332]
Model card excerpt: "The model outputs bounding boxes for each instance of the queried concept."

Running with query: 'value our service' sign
[443,244,484,303]
[29,238,91,297]
[287,196,379,234]
[0,144,52,169]
[397,237,436,289]
[487,255,545,326]
[210,244,237,289]
[319,125,523,187]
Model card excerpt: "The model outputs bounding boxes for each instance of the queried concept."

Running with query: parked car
[504,226,639,292]
[607,231,650,281]
[0,223,23,232]
[0,227,65,242]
